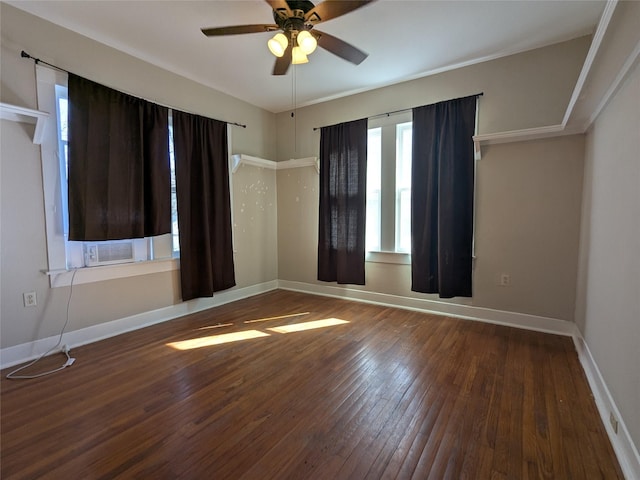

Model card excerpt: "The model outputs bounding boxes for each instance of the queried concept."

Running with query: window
[365,127,382,251]
[168,115,180,253]
[36,65,179,286]
[395,121,412,253]
[53,85,179,268]
[366,112,412,261]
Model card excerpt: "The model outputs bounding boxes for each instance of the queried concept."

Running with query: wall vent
[84,241,135,267]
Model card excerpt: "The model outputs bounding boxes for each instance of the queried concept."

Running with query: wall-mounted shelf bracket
[0,102,50,144]
[232,154,319,174]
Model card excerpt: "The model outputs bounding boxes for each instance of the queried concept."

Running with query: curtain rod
[21,50,247,129]
[312,92,483,131]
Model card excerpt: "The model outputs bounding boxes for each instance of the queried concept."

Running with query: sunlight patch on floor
[167,317,349,351]
[167,330,270,350]
[197,323,234,331]
[244,312,310,324]
[267,318,349,334]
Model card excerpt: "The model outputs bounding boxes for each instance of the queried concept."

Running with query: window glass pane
[55,87,70,238]
[168,113,180,253]
[396,122,412,252]
[366,127,381,252]
[54,85,178,268]
[57,91,68,142]
[396,122,412,190]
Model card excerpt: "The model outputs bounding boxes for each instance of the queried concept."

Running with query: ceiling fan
[201,0,375,75]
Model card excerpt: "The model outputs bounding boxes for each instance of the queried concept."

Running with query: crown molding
[472,0,621,159]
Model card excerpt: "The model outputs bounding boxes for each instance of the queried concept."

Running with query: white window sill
[44,256,179,287]
[366,251,411,265]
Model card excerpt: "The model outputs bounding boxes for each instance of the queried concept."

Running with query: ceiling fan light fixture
[291,46,309,64]
[202,0,372,75]
[297,30,317,55]
[268,32,288,57]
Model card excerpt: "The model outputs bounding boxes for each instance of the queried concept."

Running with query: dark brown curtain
[67,73,170,241]
[411,96,477,298]
[172,110,235,301]
[318,118,367,285]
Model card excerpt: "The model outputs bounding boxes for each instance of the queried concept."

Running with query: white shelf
[231,154,319,173]
[472,124,585,159]
[0,102,50,144]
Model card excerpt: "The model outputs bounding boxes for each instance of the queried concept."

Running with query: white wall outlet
[500,274,511,286]
[23,291,37,307]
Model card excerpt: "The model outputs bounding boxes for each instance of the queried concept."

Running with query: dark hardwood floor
[1,290,623,479]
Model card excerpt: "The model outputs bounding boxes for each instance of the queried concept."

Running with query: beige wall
[231,163,278,286]
[567,0,640,131]
[277,135,585,321]
[275,35,591,162]
[576,60,640,456]
[276,37,590,321]
[0,5,276,159]
[474,136,584,319]
[277,166,320,283]
[0,4,278,349]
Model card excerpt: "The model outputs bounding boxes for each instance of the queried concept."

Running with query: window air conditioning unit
[84,240,137,267]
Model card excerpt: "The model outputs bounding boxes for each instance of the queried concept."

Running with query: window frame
[365,111,412,265]
[36,65,188,287]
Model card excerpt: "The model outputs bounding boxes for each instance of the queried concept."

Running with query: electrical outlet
[609,412,619,434]
[500,274,511,286]
[23,292,37,307]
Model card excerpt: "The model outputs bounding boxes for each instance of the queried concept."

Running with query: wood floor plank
[1,290,624,479]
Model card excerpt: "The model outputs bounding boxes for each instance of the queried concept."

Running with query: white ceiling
[7,0,606,113]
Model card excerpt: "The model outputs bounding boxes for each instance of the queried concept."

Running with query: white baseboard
[0,280,278,369]
[277,279,575,336]
[573,333,640,480]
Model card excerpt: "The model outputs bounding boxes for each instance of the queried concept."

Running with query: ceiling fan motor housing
[202,0,372,75]
[273,0,316,35]
[279,0,315,16]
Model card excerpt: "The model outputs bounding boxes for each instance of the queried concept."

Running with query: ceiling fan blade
[305,1,374,23]
[265,0,292,17]
[273,45,292,75]
[314,30,368,65]
[201,24,278,36]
